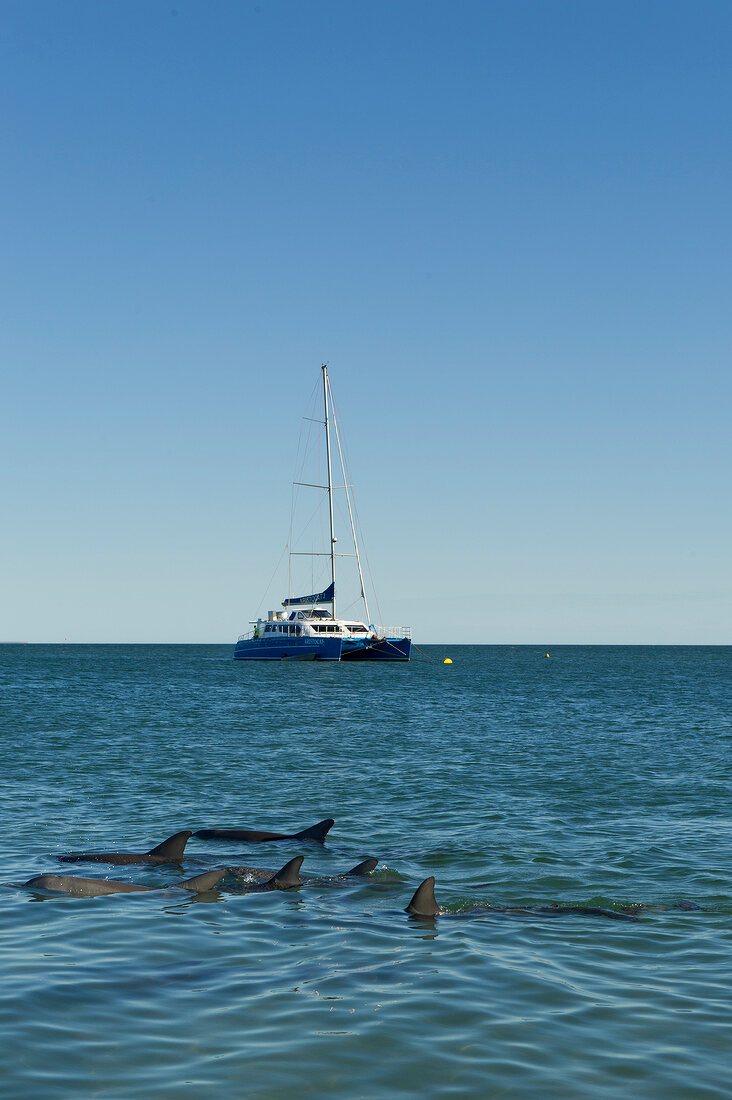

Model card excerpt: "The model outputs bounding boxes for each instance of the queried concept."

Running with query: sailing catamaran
[234,366,411,661]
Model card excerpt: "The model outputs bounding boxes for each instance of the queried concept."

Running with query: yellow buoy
[443,657,452,664]
[545,653,550,658]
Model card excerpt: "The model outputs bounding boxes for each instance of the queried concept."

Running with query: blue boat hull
[233,637,342,661]
[340,637,412,661]
[233,636,411,661]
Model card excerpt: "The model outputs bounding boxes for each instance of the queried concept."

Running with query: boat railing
[376,625,412,639]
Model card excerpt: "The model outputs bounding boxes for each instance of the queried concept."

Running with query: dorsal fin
[268,856,304,889]
[177,870,226,893]
[406,877,439,917]
[293,819,334,843]
[147,831,192,859]
[346,858,378,876]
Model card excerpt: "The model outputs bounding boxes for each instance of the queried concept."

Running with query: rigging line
[289,430,304,603]
[291,384,322,493]
[261,381,320,615]
[294,482,351,490]
[340,593,365,620]
[347,466,389,632]
[293,427,325,559]
[327,380,387,628]
[294,397,322,487]
[294,379,320,474]
[256,541,290,620]
[326,376,371,621]
[291,493,330,545]
[289,378,322,601]
[351,501,385,629]
[411,643,437,662]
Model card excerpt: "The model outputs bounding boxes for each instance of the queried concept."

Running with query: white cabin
[245,608,373,642]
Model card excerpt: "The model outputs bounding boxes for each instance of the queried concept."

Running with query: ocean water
[1,644,730,1099]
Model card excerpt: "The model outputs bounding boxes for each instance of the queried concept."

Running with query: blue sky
[2,0,730,643]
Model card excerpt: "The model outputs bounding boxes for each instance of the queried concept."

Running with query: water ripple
[1,644,730,1097]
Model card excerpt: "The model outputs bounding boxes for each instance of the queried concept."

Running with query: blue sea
[1,644,730,1098]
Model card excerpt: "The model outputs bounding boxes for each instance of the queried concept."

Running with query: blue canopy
[283,582,335,607]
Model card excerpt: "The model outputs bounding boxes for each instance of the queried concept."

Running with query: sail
[283,582,335,607]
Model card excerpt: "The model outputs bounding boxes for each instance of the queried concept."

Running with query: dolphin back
[176,869,226,893]
[267,856,304,889]
[557,905,639,922]
[193,828,288,842]
[345,859,378,876]
[406,877,439,917]
[194,819,334,843]
[293,819,334,844]
[147,831,193,860]
[24,874,149,897]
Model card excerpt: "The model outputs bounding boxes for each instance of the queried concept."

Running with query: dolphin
[226,857,378,885]
[21,869,226,898]
[616,899,703,914]
[405,878,639,921]
[58,830,193,866]
[406,877,440,917]
[193,819,334,844]
[226,856,305,893]
[333,858,379,878]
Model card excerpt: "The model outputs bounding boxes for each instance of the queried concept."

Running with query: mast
[322,364,337,618]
